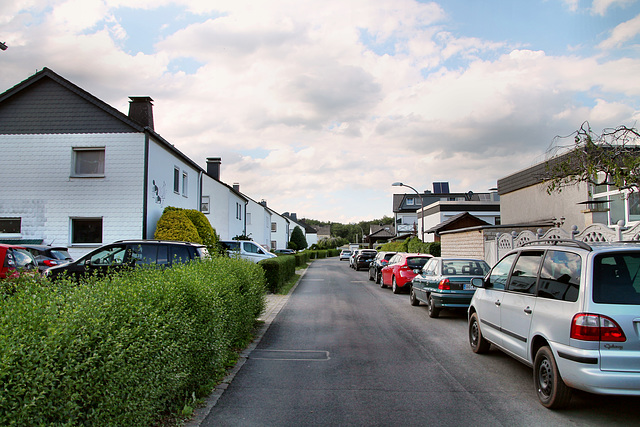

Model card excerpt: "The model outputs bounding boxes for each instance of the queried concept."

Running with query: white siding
[0,133,145,258]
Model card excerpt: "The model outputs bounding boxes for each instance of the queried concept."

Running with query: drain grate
[250,350,330,361]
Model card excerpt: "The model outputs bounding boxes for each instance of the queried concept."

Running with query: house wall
[228,195,246,240]
[245,198,271,249]
[0,133,145,259]
[441,229,485,259]
[146,137,202,239]
[270,214,289,250]
[500,181,589,229]
[202,175,230,240]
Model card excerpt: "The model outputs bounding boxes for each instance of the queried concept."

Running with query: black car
[45,240,209,280]
[368,251,397,283]
[22,244,73,273]
[354,249,377,271]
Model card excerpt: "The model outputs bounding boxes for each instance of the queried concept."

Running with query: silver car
[468,240,640,409]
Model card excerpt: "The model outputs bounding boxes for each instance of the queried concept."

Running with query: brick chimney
[207,157,221,180]
[128,97,154,130]
[233,183,240,192]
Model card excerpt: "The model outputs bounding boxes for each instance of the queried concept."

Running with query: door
[500,250,543,360]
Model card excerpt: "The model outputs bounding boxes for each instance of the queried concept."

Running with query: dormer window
[406,197,415,206]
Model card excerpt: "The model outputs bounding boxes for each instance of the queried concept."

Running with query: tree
[154,209,201,243]
[290,226,308,250]
[545,122,640,195]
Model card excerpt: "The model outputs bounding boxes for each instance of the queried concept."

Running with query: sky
[1,0,640,223]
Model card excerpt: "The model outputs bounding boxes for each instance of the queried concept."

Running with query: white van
[219,240,277,263]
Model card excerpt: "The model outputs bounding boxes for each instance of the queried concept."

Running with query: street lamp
[392,182,424,242]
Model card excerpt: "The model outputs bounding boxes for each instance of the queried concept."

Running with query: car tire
[427,295,440,318]
[533,346,573,409]
[375,270,380,284]
[409,287,420,306]
[380,276,387,288]
[392,276,400,294]
[469,312,490,354]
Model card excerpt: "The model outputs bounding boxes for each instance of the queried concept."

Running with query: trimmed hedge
[0,258,265,426]
[259,255,296,293]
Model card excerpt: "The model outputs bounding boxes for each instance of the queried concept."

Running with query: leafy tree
[154,209,201,243]
[290,226,308,250]
[545,122,640,194]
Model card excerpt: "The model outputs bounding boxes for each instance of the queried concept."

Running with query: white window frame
[201,196,210,213]
[70,217,103,246]
[72,147,105,177]
[0,217,21,236]
[182,171,188,197]
[173,167,180,194]
[271,222,277,232]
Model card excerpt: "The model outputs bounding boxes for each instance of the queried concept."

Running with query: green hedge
[0,258,265,426]
[380,237,440,256]
[294,252,309,266]
[259,256,296,293]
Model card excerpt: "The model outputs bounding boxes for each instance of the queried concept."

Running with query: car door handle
[524,307,532,314]
[494,300,501,307]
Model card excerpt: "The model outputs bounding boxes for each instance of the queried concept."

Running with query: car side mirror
[470,277,485,288]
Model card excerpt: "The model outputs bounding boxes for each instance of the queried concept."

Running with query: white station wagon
[468,240,640,408]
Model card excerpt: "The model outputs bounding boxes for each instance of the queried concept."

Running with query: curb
[186,265,309,426]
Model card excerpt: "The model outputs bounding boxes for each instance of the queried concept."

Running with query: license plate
[463,283,474,290]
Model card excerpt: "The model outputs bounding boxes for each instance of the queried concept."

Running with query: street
[201,257,640,426]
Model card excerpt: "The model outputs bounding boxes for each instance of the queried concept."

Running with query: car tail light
[570,313,626,342]
[438,279,450,290]
[43,260,58,267]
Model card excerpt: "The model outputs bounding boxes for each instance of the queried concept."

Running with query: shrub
[154,209,201,243]
[0,259,265,426]
[259,256,296,293]
[289,226,307,251]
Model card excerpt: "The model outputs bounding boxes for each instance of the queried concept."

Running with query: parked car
[354,249,377,271]
[468,240,640,409]
[368,251,397,283]
[45,240,209,280]
[22,244,73,273]
[219,240,277,263]
[349,250,360,269]
[274,249,296,255]
[0,244,38,279]
[410,257,490,318]
[380,253,432,294]
[339,249,352,261]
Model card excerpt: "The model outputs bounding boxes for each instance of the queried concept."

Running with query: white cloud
[598,13,640,49]
[1,0,639,221]
[591,0,637,15]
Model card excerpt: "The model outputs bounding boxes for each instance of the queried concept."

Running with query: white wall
[146,137,202,239]
[202,175,231,239]
[0,133,145,259]
[245,198,271,249]
[270,213,289,250]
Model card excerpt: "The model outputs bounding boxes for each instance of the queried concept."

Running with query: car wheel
[534,346,572,409]
[368,269,374,281]
[380,275,387,288]
[427,295,440,318]
[375,270,380,284]
[409,287,420,306]
[469,312,490,353]
[392,276,401,294]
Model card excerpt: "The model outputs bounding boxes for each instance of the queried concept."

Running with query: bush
[0,259,265,426]
[294,252,309,266]
[259,256,296,293]
[154,209,201,243]
[380,237,440,256]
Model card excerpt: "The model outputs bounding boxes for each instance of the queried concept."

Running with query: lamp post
[392,182,424,242]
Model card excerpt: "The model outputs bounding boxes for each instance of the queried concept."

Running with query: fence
[487,221,640,265]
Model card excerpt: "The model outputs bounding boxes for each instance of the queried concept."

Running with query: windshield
[50,249,72,260]
[593,252,640,304]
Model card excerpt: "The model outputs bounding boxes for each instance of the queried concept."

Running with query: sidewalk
[186,265,308,426]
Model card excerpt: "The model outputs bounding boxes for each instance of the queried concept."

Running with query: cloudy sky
[1,0,639,223]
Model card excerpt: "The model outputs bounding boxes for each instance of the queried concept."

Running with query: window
[592,184,640,225]
[538,251,581,302]
[182,172,188,196]
[72,148,105,177]
[593,253,640,304]
[488,253,517,290]
[246,212,252,225]
[173,167,180,193]
[243,242,261,254]
[271,222,277,232]
[88,244,126,266]
[71,218,102,244]
[236,203,242,220]
[0,218,21,234]
[406,197,415,206]
[507,251,543,295]
[201,196,210,213]
[271,241,277,250]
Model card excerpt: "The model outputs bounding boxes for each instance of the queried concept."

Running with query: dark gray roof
[425,212,489,233]
[0,67,143,134]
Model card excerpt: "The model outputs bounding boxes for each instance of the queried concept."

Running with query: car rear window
[593,252,640,304]
[407,257,429,269]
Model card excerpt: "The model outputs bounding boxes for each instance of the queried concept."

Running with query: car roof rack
[520,239,593,251]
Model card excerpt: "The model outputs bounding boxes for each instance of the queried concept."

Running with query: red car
[380,253,432,294]
[0,243,38,279]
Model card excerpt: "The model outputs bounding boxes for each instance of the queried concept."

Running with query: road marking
[250,350,330,361]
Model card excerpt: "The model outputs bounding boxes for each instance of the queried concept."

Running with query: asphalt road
[201,258,640,426]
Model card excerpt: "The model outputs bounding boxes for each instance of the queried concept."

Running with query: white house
[202,157,248,241]
[0,68,203,258]
[268,209,290,251]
